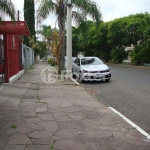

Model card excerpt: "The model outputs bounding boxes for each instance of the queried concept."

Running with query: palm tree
[36,0,102,73]
[36,25,53,57]
[0,0,16,20]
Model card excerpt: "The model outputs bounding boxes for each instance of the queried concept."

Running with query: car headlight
[83,70,88,73]
[100,69,110,73]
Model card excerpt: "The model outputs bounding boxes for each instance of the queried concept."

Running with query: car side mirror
[77,63,80,66]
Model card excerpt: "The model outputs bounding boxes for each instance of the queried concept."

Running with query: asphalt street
[80,64,150,134]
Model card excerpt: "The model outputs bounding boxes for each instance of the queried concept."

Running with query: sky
[12,0,150,29]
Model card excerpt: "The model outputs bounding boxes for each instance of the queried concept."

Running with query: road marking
[71,78,80,86]
[108,107,150,140]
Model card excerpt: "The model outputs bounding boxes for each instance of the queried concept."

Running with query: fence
[23,44,35,70]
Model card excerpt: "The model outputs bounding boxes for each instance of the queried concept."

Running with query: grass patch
[50,140,56,150]
[28,65,35,70]
[37,95,40,100]
[11,124,17,129]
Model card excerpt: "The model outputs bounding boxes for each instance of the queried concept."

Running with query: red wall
[4,35,23,82]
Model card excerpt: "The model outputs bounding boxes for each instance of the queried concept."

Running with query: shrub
[48,58,56,66]
[130,43,150,65]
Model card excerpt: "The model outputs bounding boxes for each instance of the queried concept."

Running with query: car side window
[74,58,80,65]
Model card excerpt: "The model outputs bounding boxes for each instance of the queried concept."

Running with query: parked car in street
[72,57,111,82]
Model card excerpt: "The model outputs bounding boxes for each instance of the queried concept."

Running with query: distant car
[72,57,111,82]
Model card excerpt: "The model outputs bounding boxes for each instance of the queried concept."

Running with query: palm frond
[36,0,56,25]
[73,0,102,25]
[0,0,16,20]
[72,11,85,26]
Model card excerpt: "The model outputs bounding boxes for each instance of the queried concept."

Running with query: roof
[0,21,30,36]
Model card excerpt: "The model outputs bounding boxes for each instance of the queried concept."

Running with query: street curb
[71,78,80,86]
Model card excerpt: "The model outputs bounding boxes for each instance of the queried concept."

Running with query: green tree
[124,14,145,46]
[107,13,150,64]
[0,0,16,20]
[24,0,35,46]
[37,41,47,58]
[36,25,53,57]
[130,40,150,65]
[36,0,102,73]
[86,21,111,62]
[72,26,80,56]
[111,48,128,63]
[29,35,47,58]
[108,18,127,49]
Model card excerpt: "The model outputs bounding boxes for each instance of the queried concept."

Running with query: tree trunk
[57,15,66,74]
[57,31,64,74]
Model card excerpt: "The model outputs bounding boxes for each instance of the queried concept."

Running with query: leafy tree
[108,18,127,48]
[130,40,150,65]
[72,26,81,56]
[36,0,102,73]
[111,48,128,63]
[107,13,150,64]
[36,25,53,56]
[124,14,145,46]
[87,21,111,62]
[37,41,47,58]
[24,0,35,46]
[29,35,47,58]
[0,0,16,20]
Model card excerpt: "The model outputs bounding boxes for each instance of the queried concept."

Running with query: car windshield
[81,57,103,65]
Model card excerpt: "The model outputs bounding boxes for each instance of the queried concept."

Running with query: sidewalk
[0,62,150,150]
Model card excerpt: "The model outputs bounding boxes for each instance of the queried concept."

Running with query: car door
[73,58,80,73]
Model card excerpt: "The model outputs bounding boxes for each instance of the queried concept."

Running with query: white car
[72,57,111,82]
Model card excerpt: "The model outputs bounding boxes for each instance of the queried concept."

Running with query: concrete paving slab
[29,83,39,90]
[55,128,79,140]
[25,123,43,130]
[26,118,42,123]
[8,134,32,144]
[25,145,51,150]
[31,138,54,145]
[36,107,47,113]
[27,130,53,139]
[36,121,59,132]
[0,132,9,150]
[4,145,26,150]
[0,119,10,128]
[16,124,35,134]
[37,113,54,121]
[55,139,86,150]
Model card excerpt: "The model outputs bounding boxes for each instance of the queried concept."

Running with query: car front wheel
[106,79,110,82]
[79,72,84,83]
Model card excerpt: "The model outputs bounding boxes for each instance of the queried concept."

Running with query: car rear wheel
[72,69,76,78]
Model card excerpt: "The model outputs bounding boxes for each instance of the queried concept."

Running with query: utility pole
[66,0,72,77]
[17,10,20,21]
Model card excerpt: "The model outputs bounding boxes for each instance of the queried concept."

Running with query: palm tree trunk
[57,31,64,74]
